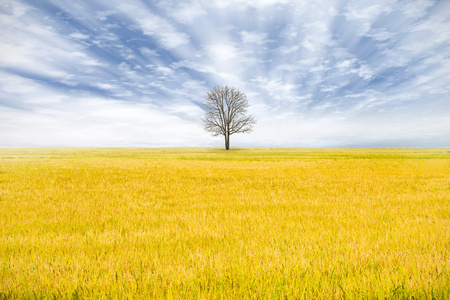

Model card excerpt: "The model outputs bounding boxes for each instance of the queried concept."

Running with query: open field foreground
[0,147,449,299]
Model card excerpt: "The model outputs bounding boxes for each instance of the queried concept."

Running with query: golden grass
[0,147,449,299]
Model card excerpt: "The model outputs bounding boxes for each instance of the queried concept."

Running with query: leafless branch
[202,85,256,150]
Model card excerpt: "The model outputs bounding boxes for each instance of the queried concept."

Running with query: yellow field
[0,148,449,299]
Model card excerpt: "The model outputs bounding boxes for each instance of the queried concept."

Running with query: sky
[0,0,449,147]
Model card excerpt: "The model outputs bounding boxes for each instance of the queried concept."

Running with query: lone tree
[202,85,256,150]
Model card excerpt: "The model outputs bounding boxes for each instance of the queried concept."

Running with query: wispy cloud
[119,4,190,49]
[167,1,207,25]
[240,31,269,45]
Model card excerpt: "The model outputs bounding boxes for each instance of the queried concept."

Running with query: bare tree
[202,85,256,150]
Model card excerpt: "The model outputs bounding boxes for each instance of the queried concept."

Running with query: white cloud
[95,10,115,21]
[0,93,207,147]
[119,4,190,49]
[343,1,396,37]
[320,85,340,93]
[355,64,373,80]
[181,80,206,90]
[344,1,393,21]
[212,0,291,9]
[400,0,434,18]
[171,60,216,74]
[240,30,268,45]
[336,59,354,69]
[206,44,238,60]
[118,62,137,78]
[411,17,450,45]
[69,32,90,40]
[169,2,207,24]
[0,71,40,95]
[0,2,109,88]
[278,45,300,55]
[281,24,299,39]
[0,0,31,16]
[251,76,301,103]
[367,28,394,41]
[139,47,159,56]
[68,51,107,67]
[93,83,116,90]
[147,64,175,78]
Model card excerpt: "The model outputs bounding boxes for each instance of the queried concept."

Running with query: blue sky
[1,0,449,147]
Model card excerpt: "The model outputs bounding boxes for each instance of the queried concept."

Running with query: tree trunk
[225,134,230,150]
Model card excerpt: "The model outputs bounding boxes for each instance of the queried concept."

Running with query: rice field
[0,147,449,299]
